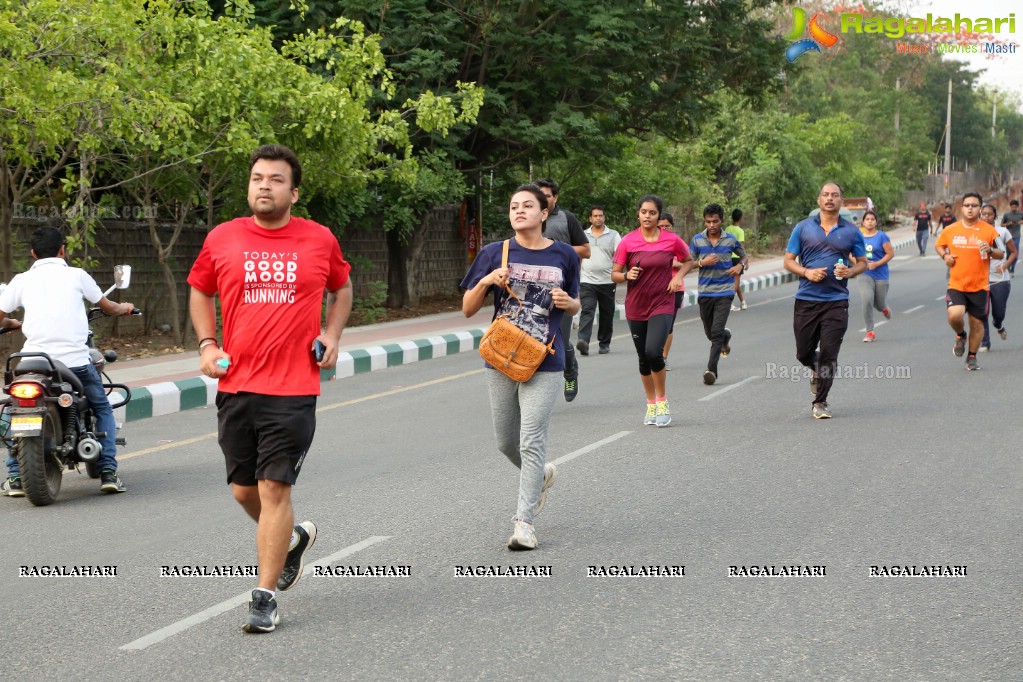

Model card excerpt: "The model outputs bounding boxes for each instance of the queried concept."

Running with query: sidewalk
[110,224,918,422]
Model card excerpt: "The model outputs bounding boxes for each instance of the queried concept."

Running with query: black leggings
[628,315,672,375]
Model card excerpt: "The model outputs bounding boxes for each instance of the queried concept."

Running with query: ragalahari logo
[785,8,840,62]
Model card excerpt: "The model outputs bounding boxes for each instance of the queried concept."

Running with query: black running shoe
[242,589,280,633]
[277,521,316,591]
[576,340,589,356]
[100,470,126,493]
[564,377,578,402]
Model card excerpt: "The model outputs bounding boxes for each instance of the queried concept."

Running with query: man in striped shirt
[686,203,747,385]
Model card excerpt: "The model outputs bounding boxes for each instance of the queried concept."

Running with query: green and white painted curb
[114,330,487,423]
[116,235,916,423]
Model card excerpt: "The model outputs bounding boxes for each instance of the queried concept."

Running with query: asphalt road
[3,253,1020,681]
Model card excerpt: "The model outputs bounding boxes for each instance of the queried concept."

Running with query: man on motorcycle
[0,226,135,496]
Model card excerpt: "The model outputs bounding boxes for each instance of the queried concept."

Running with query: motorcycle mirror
[114,264,132,290]
[102,265,132,298]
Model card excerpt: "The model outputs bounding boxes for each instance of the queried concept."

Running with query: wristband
[198,338,219,354]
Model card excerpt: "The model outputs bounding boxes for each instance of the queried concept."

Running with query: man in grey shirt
[536,178,590,402]
[578,206,621,356]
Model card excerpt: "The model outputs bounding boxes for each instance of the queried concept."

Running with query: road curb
[116,234,917,423]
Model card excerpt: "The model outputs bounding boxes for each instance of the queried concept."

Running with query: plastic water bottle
[216,358,230,370]
[834,258,845,280]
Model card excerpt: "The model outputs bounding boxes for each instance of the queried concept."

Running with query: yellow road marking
[115,369,483,461]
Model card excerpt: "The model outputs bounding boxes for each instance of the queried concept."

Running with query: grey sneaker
[809,372,818,396]
[953,333,966,357]
[643,403,657,426]
[535,463,558,516]
[998,327,1007,340]
[2,476,25,498]
[242,589,280,633]
[508,520,537,550]
[576,340,589,356]
[812,402,832,419]
[655,400,671,427]
[703,369,716,385]
[100,470,126,493]
[965,355,979,371]
[277,521,316,591]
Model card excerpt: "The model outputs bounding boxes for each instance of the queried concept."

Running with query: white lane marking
[119,535,392,651]
[936,295,946,300]
[550,431,632,467]
[857,321,888,332]
[698,376,760,402]
[893,255,912,261]
[903,305,925,314]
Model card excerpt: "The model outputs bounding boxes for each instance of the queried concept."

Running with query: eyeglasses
[962,203,981,208]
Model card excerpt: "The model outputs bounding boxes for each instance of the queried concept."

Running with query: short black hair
[1011,199,1019,207]
[535,178,559,196]
[731,208,743,222]
[820,181,843,197]
[30,226,65,259]
[589,205,604,214]
[962,192,982,204]
[659,212,674,226]
[250,144,302,189]
[703,203,725,220]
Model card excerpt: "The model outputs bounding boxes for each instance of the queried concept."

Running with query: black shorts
[216,392,317,486]
[946,289,988,320]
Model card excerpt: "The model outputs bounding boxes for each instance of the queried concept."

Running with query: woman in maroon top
[611,195,690,427]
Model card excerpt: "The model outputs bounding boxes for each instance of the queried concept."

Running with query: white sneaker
[643,403,657,426]
[508,520,537,550]
[536,463,558,515]
[730,304,741,312]
[741,301,748,310]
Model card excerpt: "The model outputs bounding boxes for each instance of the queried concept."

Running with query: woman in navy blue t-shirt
[460,184,580,551]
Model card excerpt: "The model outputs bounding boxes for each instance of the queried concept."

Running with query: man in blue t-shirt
[783,182,867,419]
[685,203,746,385]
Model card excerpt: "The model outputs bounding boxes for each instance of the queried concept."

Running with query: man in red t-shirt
[188,144,352,633]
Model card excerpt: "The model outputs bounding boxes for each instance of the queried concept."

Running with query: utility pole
[894,77,900,134]
[992,92,997,139]
[944,79,952,191]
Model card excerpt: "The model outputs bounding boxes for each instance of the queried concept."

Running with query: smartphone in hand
[312,339,326,362]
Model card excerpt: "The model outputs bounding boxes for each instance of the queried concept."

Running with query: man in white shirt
[577,206,622,355]
[0,227,134,496]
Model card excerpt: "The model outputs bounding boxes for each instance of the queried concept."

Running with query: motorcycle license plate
[10,415,43,437]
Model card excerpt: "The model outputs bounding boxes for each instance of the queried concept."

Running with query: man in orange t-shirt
[934,192,1002,369]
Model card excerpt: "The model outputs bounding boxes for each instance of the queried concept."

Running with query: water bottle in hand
[834,258,845,280]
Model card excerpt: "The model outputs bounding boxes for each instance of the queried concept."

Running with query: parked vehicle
[0,266,139,506]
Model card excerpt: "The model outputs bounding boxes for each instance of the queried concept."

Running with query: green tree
[0,0,189,280]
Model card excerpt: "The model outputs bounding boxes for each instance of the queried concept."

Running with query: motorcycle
[0,265,141,506]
